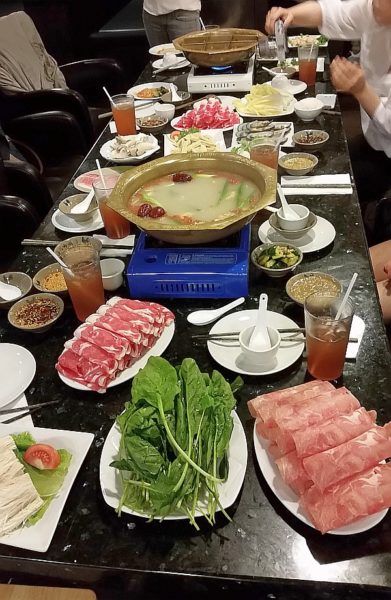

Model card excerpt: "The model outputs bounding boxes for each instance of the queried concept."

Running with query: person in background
[143,0,201,47]
[369,240,391,323]
[265,1,391,229]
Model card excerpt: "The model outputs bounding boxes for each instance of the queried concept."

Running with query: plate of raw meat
[249,380,389,535]
[56,297,175,393]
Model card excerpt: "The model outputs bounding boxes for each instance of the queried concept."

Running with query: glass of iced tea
[55,236,105,321]
[94,180,131,240]
[249,139,280,170]
[110,94,136,135]
[298,43,318,86]
[304,293,354,380]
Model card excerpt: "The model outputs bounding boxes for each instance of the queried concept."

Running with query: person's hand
[384,260,391,280]
[330,56,366,96]
[265,7,294,34]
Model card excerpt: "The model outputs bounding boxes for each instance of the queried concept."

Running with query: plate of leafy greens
[100,356,247,528]
[0,424,93,552]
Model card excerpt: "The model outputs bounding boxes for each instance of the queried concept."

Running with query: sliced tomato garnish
[24,443,61,470]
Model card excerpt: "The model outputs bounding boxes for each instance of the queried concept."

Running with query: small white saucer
[268,79,307,95]
[258,215,336,254]
[52,209,104,233]
[152,57,190,70]
[207,310,304,376]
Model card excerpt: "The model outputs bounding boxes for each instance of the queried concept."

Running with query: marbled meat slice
[74,323,130,359]
[275,450,313,495]
[108,297,175,326]
[293,408,377,458]
[303,423,391,492]
[64,338,120,374]
[87,313,143,345]
[56,348,113,392]
[98,304,155,335]
[248,381,334,424]
[274,387,360,433]
[300,462,391,533]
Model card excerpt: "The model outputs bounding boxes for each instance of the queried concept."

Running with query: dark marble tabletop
[1,56,391,598]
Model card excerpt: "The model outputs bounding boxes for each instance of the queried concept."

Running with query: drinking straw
[95,159,107,188]
[309,42,315,61]
[46,247,68,269]
[199,17,205,29]
[103,86,113,104]
[335,272,358,320]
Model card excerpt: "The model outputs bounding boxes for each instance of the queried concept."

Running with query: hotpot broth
[131,170,260,225]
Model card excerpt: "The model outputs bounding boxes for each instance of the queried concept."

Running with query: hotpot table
[1,55,391,599]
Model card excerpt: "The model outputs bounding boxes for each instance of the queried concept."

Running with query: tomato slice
[24,444,61,470]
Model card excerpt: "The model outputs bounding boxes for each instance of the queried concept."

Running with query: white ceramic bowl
[239,325,281,367]
[277,204,310,231]
[155,103,175,121]
[294,98,324,122]
[100,258,125,291]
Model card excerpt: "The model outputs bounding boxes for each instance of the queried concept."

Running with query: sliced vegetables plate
[253,427,388,535]
[164,128,227,156]
[234,95,296,118]
[0,424,93,552]
[287,35,328,48]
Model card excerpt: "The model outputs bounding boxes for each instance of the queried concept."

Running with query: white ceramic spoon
[262,65,278,77]
[170,83,182,102]
[249,293,271,350]
[0,280,22,301]
[277,184,301,220]
[187,297,245,326]
[71,188,95,215]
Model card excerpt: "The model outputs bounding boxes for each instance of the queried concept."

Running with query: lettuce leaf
[19,449,72,498]
[12,432,36,451]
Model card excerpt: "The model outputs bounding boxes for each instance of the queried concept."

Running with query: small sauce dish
[239,325,280,367]
[100,258,125,291]
[155,103,175,121]
[277,203,309,231]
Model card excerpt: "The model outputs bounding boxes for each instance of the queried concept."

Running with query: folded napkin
[281,174,353,196]
[109,121,117,134]
[346,315,365,360]
[317,58,325,72]
[0,394,34,427]
[93,233,135,258]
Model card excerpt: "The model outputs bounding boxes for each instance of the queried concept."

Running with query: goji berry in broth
[172,172,192,183]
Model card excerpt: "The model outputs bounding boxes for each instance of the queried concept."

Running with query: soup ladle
[187,297,245,326]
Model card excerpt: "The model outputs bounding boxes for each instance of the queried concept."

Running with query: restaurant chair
[0,195,40,249]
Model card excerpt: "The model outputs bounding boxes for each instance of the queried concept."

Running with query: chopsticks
[192,330,358,343]
[0,400,61,424]
[22,239,134,251]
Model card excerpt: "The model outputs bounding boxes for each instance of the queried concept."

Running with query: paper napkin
[281,174,353,196]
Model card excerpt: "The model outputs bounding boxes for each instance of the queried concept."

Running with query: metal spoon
[249,293,271,350]
[187,297,245,326]
[71,189,95,215]
[0,280,22,301]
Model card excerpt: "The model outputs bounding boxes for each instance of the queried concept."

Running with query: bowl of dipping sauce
[269,209,317,240]
[251,243,303,278]
[100,258,125,291]
[137,115,168,134]
[294,97,324,121]
[279,152,318,176]
[286,271,342,306]
[270,65,296,78]
[0,272,32,310]
[239,325,281,367]
[59,193,98,223]
[33,263,68,295]
[293,129,329,151]
[8,293,64,333]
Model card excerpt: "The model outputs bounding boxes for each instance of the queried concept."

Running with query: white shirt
[144,0,201,17]
[319,0,391,157]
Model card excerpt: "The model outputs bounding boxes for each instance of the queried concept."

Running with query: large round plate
[149,43,182,57]
[51,209,104,234]
[253,427,388,535]
[266,80,307,96]
[127,82,178,101]
[234,95,296,119]
[100,411,247,520]
[0,344,36,409]
[73,168,121,193]
[100,137,160,164]
[258,215,336,254]
[171,114,243,132]
[207,310,304,376]
[288,35,328,48]
[58,322,175,391]
[152,58,190,70]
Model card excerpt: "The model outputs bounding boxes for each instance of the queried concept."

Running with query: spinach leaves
[111,356,243,528]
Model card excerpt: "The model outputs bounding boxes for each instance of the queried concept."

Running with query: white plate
[164,128,227,156]
[100,136,160,164]
[73,168,121,193]
[149,43,182,57]
[171,114,242,132]
[0,424,94,552]
[267,80,307,96]
[127,82,178,101]
[207,310,304,376]
[100,411,247,520]
[58,322,175,392]
[231,121,294,149]
[234,95,296,119]
[288,35,328,48]
[52,209,104,234]
[193,96,239,112]
[0,344,36,409]
[258,215,336,254]
[253,427,388,535]
[152,58,190,70]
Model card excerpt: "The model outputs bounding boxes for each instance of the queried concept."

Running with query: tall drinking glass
[304,293,354,380]
[94,180,131,240]
[110,93,136,135]
[298,44,318,86]
[55,236,105,321]
[250,138,280,170]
